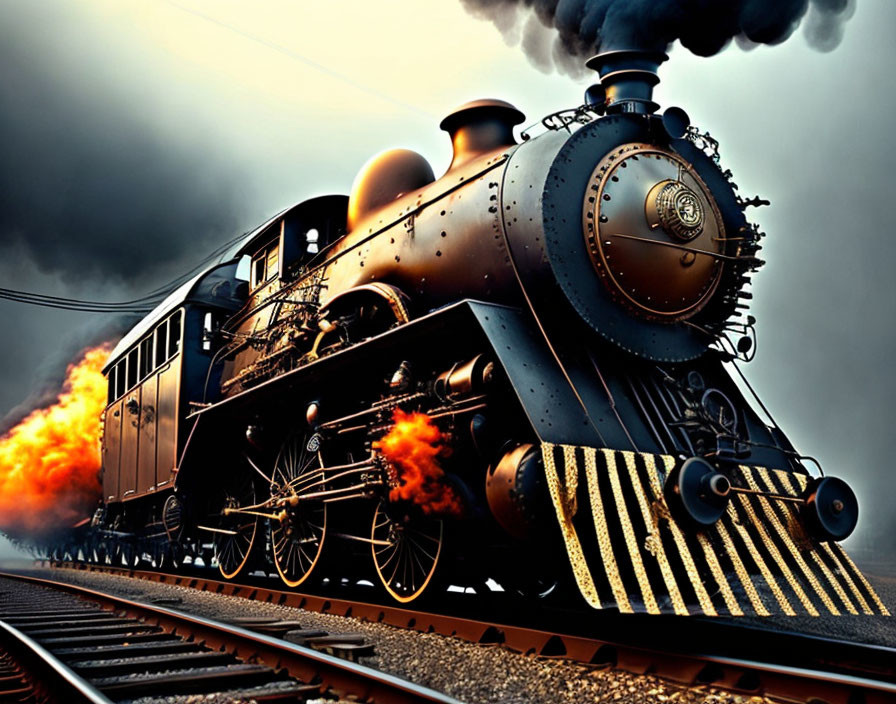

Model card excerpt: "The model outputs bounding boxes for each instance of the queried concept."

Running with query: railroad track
[0,571,460,704]
[24,561,896,704]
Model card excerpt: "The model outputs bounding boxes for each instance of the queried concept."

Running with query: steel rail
[37,561,896,704]
[0,620,114,704]
[0,570,460,704]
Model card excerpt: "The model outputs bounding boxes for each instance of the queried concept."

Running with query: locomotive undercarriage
[68,300,876,614]
[75,302,570,605]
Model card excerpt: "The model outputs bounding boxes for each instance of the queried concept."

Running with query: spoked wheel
[269,432,327,588]
[213,473,260,580]
[371,502,443,603]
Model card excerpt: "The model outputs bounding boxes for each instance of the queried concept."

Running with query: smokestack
[585,50,669,115]
[440,99,525,172]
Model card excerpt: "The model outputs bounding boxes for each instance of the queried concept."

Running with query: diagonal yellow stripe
[602,449,660,614]
[829,543,890,616]
[776,471,879,615]
[715,518,770,616]
[562,445,579,517]
[789,472,809,491]
[696,533,743,616]
[727,499,796,615]
[639,454,715,616]
[621,452,689,616]
[755,467,855,615]
[739,467,824,615]
[821,544,874,614]
[582,447,632,613]
[541,443,602,609]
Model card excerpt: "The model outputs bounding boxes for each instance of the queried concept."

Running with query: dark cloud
[461,0,857,76]
[0,1,260,437]
[0,314,139,435]
[0,4,249,286]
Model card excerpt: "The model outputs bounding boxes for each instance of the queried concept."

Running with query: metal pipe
[609,233,748,262]
[331,532,394,547]
[728,486,804,504]
[196,525,238,536]
[285,465,377,497]
[298,482,382,502]
[318,393,426,429]
[585,50,668,115]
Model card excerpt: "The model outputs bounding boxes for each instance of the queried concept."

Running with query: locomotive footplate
[542,443,889,617]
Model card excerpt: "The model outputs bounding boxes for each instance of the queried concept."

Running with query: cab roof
[102,260,243,374]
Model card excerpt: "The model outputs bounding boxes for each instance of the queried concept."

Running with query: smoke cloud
[0,345,109,541]
[0,316,135,435]
[0,1,259,447]
[0,3,249,286]
[460,0,857,76]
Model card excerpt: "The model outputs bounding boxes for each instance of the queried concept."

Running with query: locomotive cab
[245,194,348,289]
[217,195,348,397]
[101,260,246,505]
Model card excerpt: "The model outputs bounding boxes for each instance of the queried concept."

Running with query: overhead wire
[0,221,258,314]
[163,0,437,120]
[2,0,438,316]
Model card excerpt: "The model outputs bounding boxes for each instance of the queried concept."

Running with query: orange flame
[0,345,111,540]
[373,409,464,518]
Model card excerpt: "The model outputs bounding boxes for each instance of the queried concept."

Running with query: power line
[0,221,257,314]
[164,0,437,120]
[0,291,155,313]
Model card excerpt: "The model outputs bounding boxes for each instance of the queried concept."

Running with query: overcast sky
[0,0,893,563]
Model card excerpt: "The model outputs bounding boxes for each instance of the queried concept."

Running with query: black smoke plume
[460,0,856,76]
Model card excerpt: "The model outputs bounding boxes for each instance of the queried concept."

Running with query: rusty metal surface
[155,356,179,490]
[41,562,896,704]
[101,399,122,503]
[136,373,158,495]
[324,148,519,314]
[118,387,139,499]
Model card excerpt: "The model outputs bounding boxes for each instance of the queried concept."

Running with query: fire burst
[0,345,110,540]
[373,409,463,518]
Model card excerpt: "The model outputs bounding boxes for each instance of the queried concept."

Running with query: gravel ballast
[1,565,792,704]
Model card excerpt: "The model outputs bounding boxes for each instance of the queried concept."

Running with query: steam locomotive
[84,51,887,616]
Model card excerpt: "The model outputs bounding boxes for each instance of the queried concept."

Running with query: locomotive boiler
[89,51,888,616]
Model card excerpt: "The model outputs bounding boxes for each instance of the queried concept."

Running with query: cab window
[250,242,279,290]
[155,323,169,367]
[126,349,138,390]
[168,311,182,357]
[115,360,126,398]
[139,337,153,379]
[107,366,117,404]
